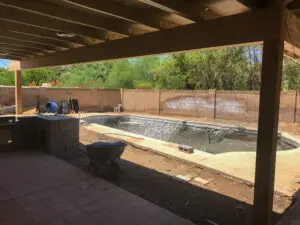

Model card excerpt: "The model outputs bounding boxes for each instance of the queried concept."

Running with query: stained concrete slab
[0,152,195,225]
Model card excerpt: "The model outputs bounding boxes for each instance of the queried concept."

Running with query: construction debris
[173,175,192,183]
[194,176,210,185]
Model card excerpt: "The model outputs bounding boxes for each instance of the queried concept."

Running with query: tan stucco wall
[0,87,121,111]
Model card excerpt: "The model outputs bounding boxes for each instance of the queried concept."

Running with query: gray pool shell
[82,115,300,155]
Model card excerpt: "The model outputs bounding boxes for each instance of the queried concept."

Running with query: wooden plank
[138,0,213,21]
[0,41,47,54]
[253,6,286,225]
[0,0,131,36]
[0,29,70,49]
[0,44,44,55]
[0,5,108,40]
[14,70,23,115]
[20,8,283,70]
[0,50,26,57]
[0,20,88,46]
[0,54,20,60]
[65,0,164,29]
[287,0,300,12]
[0,37,58,52]
[0,46,34,55]
[285,11,300,56]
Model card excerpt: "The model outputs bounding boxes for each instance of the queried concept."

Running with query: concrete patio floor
[0,151,195,225]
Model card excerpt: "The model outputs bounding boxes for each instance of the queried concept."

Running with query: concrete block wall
[123,89,299,123]
[1,86,299,123]
[0,87,121,111]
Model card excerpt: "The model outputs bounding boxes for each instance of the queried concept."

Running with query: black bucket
[69,99,79,113]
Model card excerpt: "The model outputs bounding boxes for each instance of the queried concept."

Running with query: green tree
[22,68,61,86]
[60,62,112,87]
[283,58,300,90]
[106,60,135,88]
[0,68,14,85]
[131,57,160,89]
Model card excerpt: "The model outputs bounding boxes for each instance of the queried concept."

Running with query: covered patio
[2,0,300,224]
[0,151,194,225]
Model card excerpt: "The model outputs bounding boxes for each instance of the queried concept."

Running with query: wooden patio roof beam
[0,37,57,52]
[0,54,21,60]
[0,42,47,54]
[0,21,90,46]
[138,0,210,21]
[0,49,28,57]
[0,0,131,36]
[285,11,300,52]
[64,0,163,29]
[0,29,70,49]
[287,0,300,12]
[20,8,283,70]
[0,45,38,54]
[0,21,87,47]
[0,5,108,40]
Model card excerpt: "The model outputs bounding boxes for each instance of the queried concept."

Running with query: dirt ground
[77,127,291,225]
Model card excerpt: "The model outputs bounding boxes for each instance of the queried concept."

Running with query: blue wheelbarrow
[85,141,126,178]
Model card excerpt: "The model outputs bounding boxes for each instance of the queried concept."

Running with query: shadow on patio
[66,141,284,225]
[0,146,283,225]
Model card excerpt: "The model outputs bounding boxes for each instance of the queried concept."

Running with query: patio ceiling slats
[20,8,283,69]
[0,0,296,62]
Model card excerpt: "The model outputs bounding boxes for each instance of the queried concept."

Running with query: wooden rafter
[0,37,58,52]
[0,50,25,57]
[0,53,21,60]
[0,42,46,54]
[0,21,87,47]
[0,29,70,49]
[0,5,108,40]
[0,0,133,36]
[138,0,211,21]
[61,0,164,30]
[0,45,38,54]
[285,11,300,53]
[20,8,282,69]
[287,0,300,12]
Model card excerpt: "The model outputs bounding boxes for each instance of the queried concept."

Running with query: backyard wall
[1,87,299,122]
[122,89,300,123]
[0,87,121,111]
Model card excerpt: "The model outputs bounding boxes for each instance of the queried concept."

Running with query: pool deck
[78,112,300,197]
[0,151,195,225]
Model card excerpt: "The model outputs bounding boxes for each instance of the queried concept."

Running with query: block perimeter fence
[121,89,300,123]
[0,86,299,123]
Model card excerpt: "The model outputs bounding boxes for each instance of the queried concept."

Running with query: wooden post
[120,88,124,106]
[214,89,217,120]
[35,95,40,113]
[14,70,23,115]
[158,89,161,115]
[253,7,285,225]
[294,91,298,123]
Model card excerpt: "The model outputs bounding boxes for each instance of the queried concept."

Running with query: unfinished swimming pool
[82,115,300,154]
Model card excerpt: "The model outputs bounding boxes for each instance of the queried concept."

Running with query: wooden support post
[35,95,40,113]
[294,91,298,123]
[214,89,217,120]
[253,8,286,225]
[120,88,124,106]
[158,89,161,115]
[14,70,23,115]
